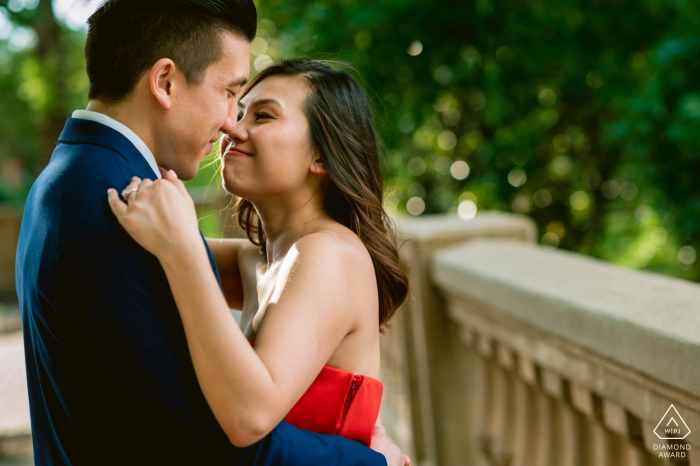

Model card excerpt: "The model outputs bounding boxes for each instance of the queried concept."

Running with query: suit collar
[59,118,159,179]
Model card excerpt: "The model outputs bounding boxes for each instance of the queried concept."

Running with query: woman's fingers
[137,178,154,195]
[159,168,190,199]
[107,188,128,220]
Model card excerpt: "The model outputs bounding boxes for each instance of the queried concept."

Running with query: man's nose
[220,111,238,136]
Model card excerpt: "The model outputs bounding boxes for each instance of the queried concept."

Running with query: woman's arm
[107,173,363,447]
[161,232,361,446]
[205,238,248,310]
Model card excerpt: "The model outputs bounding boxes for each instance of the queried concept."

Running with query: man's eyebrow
[229,77,248,88]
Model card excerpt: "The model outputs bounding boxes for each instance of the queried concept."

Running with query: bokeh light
[570,191,590,211]
[458,200,477,220]
[450,161,470,180]
[254,55,273,71]
[258,19,276,34]
[408,157,427,176]
[547,221,566,239]
[434,66,453,84]
[538,89,557,107]
[601,180,620,199]
[533,189,552,208]
[511,194,531,213]
[549,155,572,177]
[459,191,478,203]
[552,134,572,153]
[442,108,461,126]
[678,246,697,265]
[407,40,423,56]
[250,37,268,56]
[541,232,559,249]
[437,131,457,150]
[407,197,425,215]
[507,167,527,187]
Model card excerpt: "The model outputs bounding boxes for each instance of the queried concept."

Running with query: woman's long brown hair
[234,58,408,330]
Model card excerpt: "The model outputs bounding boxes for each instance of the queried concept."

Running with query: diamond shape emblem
[654,404,691,440]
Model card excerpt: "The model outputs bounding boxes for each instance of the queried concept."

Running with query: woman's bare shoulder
[300,225,368,256]
[292,226,374,281]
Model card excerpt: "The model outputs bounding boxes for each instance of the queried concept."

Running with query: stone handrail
[379,212,700,466]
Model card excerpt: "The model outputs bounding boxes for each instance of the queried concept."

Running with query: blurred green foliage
[0,0,698,280]
[252,0,700,281]
[0,0,89,204]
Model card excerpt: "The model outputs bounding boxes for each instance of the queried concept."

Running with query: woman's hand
[107,168,202,259]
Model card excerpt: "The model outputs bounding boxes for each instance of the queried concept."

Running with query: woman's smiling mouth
[223,141,254,158]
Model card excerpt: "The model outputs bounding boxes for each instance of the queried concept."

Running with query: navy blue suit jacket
[16,118,385,466]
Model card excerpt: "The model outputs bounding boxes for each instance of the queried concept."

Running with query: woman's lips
[223,148,253,157]
[222,139,253,158]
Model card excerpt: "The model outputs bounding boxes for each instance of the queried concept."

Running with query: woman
[107,58,408,451]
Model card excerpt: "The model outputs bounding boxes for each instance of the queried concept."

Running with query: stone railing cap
[394,211,537,243]
[431,238,700,396]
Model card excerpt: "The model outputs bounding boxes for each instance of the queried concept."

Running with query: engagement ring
[121,188,137,200]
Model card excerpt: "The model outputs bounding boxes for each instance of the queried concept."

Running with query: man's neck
[85,99,158,160]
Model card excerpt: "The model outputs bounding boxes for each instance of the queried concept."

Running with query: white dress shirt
[72,109,161,179]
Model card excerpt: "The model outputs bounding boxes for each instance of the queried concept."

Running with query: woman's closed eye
[236,109,274,122]
[254,111,274,121]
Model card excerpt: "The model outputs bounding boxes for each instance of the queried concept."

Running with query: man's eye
[228,90,235,98]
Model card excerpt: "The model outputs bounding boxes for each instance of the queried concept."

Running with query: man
[15,1,405,464]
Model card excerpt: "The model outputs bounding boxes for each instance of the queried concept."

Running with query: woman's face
[219,75,320,200]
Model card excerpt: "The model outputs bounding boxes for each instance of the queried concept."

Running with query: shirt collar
[71,109,161,179]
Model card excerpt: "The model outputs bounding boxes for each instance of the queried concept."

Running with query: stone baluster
[511,354,539,466]
[488,343,516,465]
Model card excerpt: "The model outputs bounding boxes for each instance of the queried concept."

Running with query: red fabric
[249,342,383,446]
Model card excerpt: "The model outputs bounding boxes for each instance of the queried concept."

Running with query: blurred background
[0,0,699,463]
[0,0,698,286]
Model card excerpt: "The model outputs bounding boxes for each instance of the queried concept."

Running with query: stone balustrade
[379,212,700,466]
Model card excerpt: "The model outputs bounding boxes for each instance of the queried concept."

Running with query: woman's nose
[227,119,249,142]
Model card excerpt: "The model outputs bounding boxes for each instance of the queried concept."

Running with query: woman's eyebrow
[244,98,284,110]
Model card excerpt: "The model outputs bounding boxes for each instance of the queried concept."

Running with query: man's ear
[149,58,178,110]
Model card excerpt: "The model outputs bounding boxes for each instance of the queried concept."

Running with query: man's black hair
[85,0,257,104]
